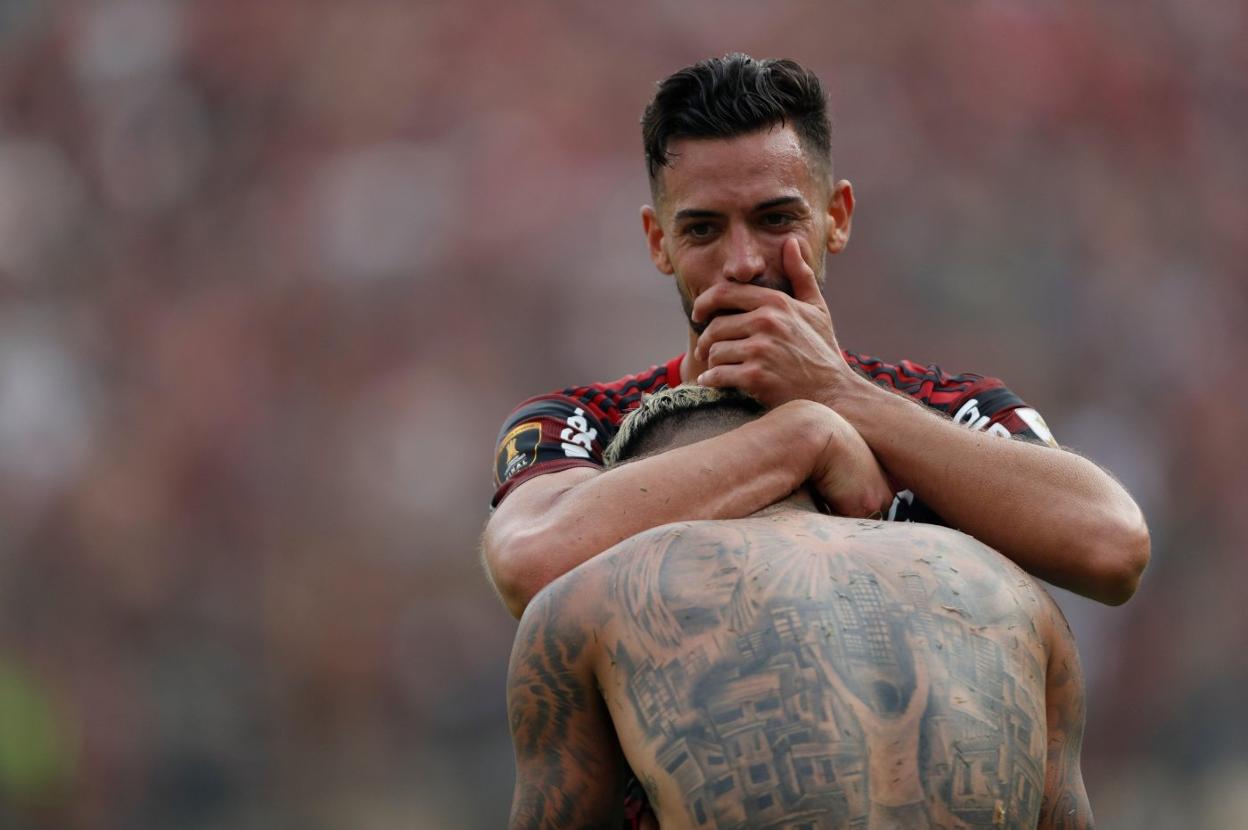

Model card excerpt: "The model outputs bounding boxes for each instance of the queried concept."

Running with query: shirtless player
[506,387,1091,829]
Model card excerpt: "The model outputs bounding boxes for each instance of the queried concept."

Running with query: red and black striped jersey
[491,349,1057,519]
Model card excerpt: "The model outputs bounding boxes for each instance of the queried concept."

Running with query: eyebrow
[754,196,805,212]
[673,196,807,223]
[672,208,723,222]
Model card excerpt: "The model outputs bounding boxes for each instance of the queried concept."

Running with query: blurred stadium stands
[0,2,1244,827]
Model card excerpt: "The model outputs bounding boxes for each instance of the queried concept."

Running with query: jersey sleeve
[845,352,1058,446]
[490,394,611,508]
[844,353,1061,524]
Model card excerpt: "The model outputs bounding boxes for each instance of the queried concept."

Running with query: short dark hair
[641,54,832,192]
[604,386,764,467]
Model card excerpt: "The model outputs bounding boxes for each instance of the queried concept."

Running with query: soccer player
[507,387,1092,829]
[484,54,1148,618]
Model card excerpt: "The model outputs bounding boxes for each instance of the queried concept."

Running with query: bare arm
[692,237,1150,605]
[507,579,624,829]
[835,379,1149,605]
[1038,600,1094,829]
[484,399,891,617]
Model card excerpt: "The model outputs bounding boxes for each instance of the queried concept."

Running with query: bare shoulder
[589,519,758,589]
[819,516,1060,625]
[602,518,753,554]
[589,513,1058,625]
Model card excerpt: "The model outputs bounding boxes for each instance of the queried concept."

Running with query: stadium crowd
[0,2,1243,828]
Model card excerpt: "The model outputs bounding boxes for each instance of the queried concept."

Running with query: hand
[785,400,894,518]
[692,237,856,408]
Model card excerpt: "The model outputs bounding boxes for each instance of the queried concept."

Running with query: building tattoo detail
[615,560,1045,830]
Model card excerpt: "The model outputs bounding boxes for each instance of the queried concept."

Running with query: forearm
[836,378,1150,604]
[486,401,823,617]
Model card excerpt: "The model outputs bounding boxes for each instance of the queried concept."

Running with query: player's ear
[825,179,854,255]
[641,205,674,275]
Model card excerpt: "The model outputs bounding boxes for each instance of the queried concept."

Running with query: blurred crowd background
[0,1,1243,828]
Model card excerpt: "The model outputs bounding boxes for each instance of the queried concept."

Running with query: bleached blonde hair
[603,385,764,467]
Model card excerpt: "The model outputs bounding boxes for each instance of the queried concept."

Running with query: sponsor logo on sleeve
[1015,407,1058,447]
[495,421,542,485]
[560,408,598,459]
[952,397,1012,438]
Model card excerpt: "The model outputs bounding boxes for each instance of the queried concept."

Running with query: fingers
[694,358,788,408]
[696,361,755,392]
[783,236,823,305]
[693,296,828,361]
[693,310,767,360]
[693,354,768,394]
[701,336,754,369]
[690,281,787,326]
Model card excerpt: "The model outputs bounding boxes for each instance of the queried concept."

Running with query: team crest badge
[496,421,542,486]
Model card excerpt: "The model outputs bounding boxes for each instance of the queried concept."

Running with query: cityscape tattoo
[508,515,1088,829]
[609,519,1052,829]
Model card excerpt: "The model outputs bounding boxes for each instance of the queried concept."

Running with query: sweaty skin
[507,510,1092,830]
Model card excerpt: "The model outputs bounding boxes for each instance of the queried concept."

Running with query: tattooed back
[579,512,1066,829]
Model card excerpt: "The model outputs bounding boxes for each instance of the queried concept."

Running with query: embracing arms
[484,399,891,617]
[691,237,1150,605]
[832,384,1148,604]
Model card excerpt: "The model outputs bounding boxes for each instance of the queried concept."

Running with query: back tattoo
[596,516,1054,829]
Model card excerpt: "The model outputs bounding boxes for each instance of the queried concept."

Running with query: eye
[685,222,716,240]
[761,213,794,229]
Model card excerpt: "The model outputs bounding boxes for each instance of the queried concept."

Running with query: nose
[721,224,766,284]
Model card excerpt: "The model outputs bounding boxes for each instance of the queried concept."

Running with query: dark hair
[641,54,832,190]
[604,386,765,467]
